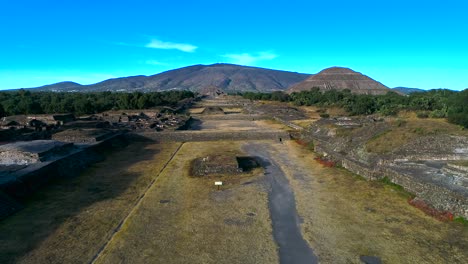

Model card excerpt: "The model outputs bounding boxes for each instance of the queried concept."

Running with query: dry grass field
[95,141,278,264]
[366,117,468,153]
[0,142,181,264]
[2,99,467,264]
[222,107,244,113]
[196,119,261,131]
[273,141,468,263]
[452,160,468,167]
[188,107,205,114]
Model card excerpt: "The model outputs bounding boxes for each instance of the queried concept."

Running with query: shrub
[416,111,429,118]
[408,198,454,222]
[395,119,406,127]
[429,109,447,118]
[379,105,398,116]
[314,156,335,167]
[319,113,330,118]
[454,216,468,226]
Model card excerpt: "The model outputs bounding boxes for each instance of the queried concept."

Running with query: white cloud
[145,39,197,53]
[222,51,278,65]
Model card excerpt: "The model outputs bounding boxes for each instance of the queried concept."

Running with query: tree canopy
[0,90,195,117]
[241,88,468,128]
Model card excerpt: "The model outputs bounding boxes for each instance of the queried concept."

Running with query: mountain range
[15,63,437,95]
[392,87,428,94]
[30,64,309,93]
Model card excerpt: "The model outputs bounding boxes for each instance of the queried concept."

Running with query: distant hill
[35,81,83,91]
[28,64,310,93]
[288,67,394,95]
[392,87,426,94]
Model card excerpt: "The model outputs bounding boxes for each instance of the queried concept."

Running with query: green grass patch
[380,177,404,191]
[306,141,315,151]
[379,176,414,199]
[454,216,468,226]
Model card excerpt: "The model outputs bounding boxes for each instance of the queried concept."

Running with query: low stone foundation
[139,130,290,142]
[0,134,127,202]
[191,155,242,176]
[0,140,74,165]
[191,114,268,120]
[312,141,468,218]
[52,129,116,143]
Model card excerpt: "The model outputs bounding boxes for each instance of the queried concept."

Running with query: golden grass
[451,160,468,167]
[189,108,205,114]
[0,142,180,264]
[291,119,319,128]
[222,107,243,113]
[255,119,291,130]
[199,120,261,131]
[366,118,468,154]
[276,141,468,263]
[96,141,278,264]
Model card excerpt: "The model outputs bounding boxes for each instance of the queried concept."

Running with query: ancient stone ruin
[52,129,116,143]
[201,106,225,115]
[0,140,74,165]
[191,155,243,176]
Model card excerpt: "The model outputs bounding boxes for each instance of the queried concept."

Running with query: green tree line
[242,88,468,128]
[0,90,195,117]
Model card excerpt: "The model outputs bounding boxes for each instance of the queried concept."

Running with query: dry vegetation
[275,141,468,263]
[255,119,291,130]
[452,160,468,167]
[222,107,243,113]
[366,117,468,154]
[0,142,181,264]
[188,107,205,114]
[95,141,278,264]
[200,120,261,131]
[3,101,467,264]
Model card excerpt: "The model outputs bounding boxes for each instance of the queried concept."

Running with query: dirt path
[243,143,318,264]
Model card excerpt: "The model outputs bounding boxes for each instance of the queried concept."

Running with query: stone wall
[138,130,290,142]
[0,140,75,165]
[191,155,242,176]
[381,167,468,217]
[0,134,127,201]
[273,117,303,130]
[308,134,468,218]
[52,129,116,143]
[191,114,268,121]
[341,158,383,180]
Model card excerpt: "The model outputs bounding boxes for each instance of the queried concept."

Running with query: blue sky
[1,0,467,90]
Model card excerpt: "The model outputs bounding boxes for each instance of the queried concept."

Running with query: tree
[0,103,5,118]
[447,89,468,128]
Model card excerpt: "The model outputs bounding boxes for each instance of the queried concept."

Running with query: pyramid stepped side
[288,67,392,95]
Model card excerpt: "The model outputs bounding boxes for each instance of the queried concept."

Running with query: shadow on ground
[0,140,163,264]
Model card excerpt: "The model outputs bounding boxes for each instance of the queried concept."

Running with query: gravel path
[243,143,318,264]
